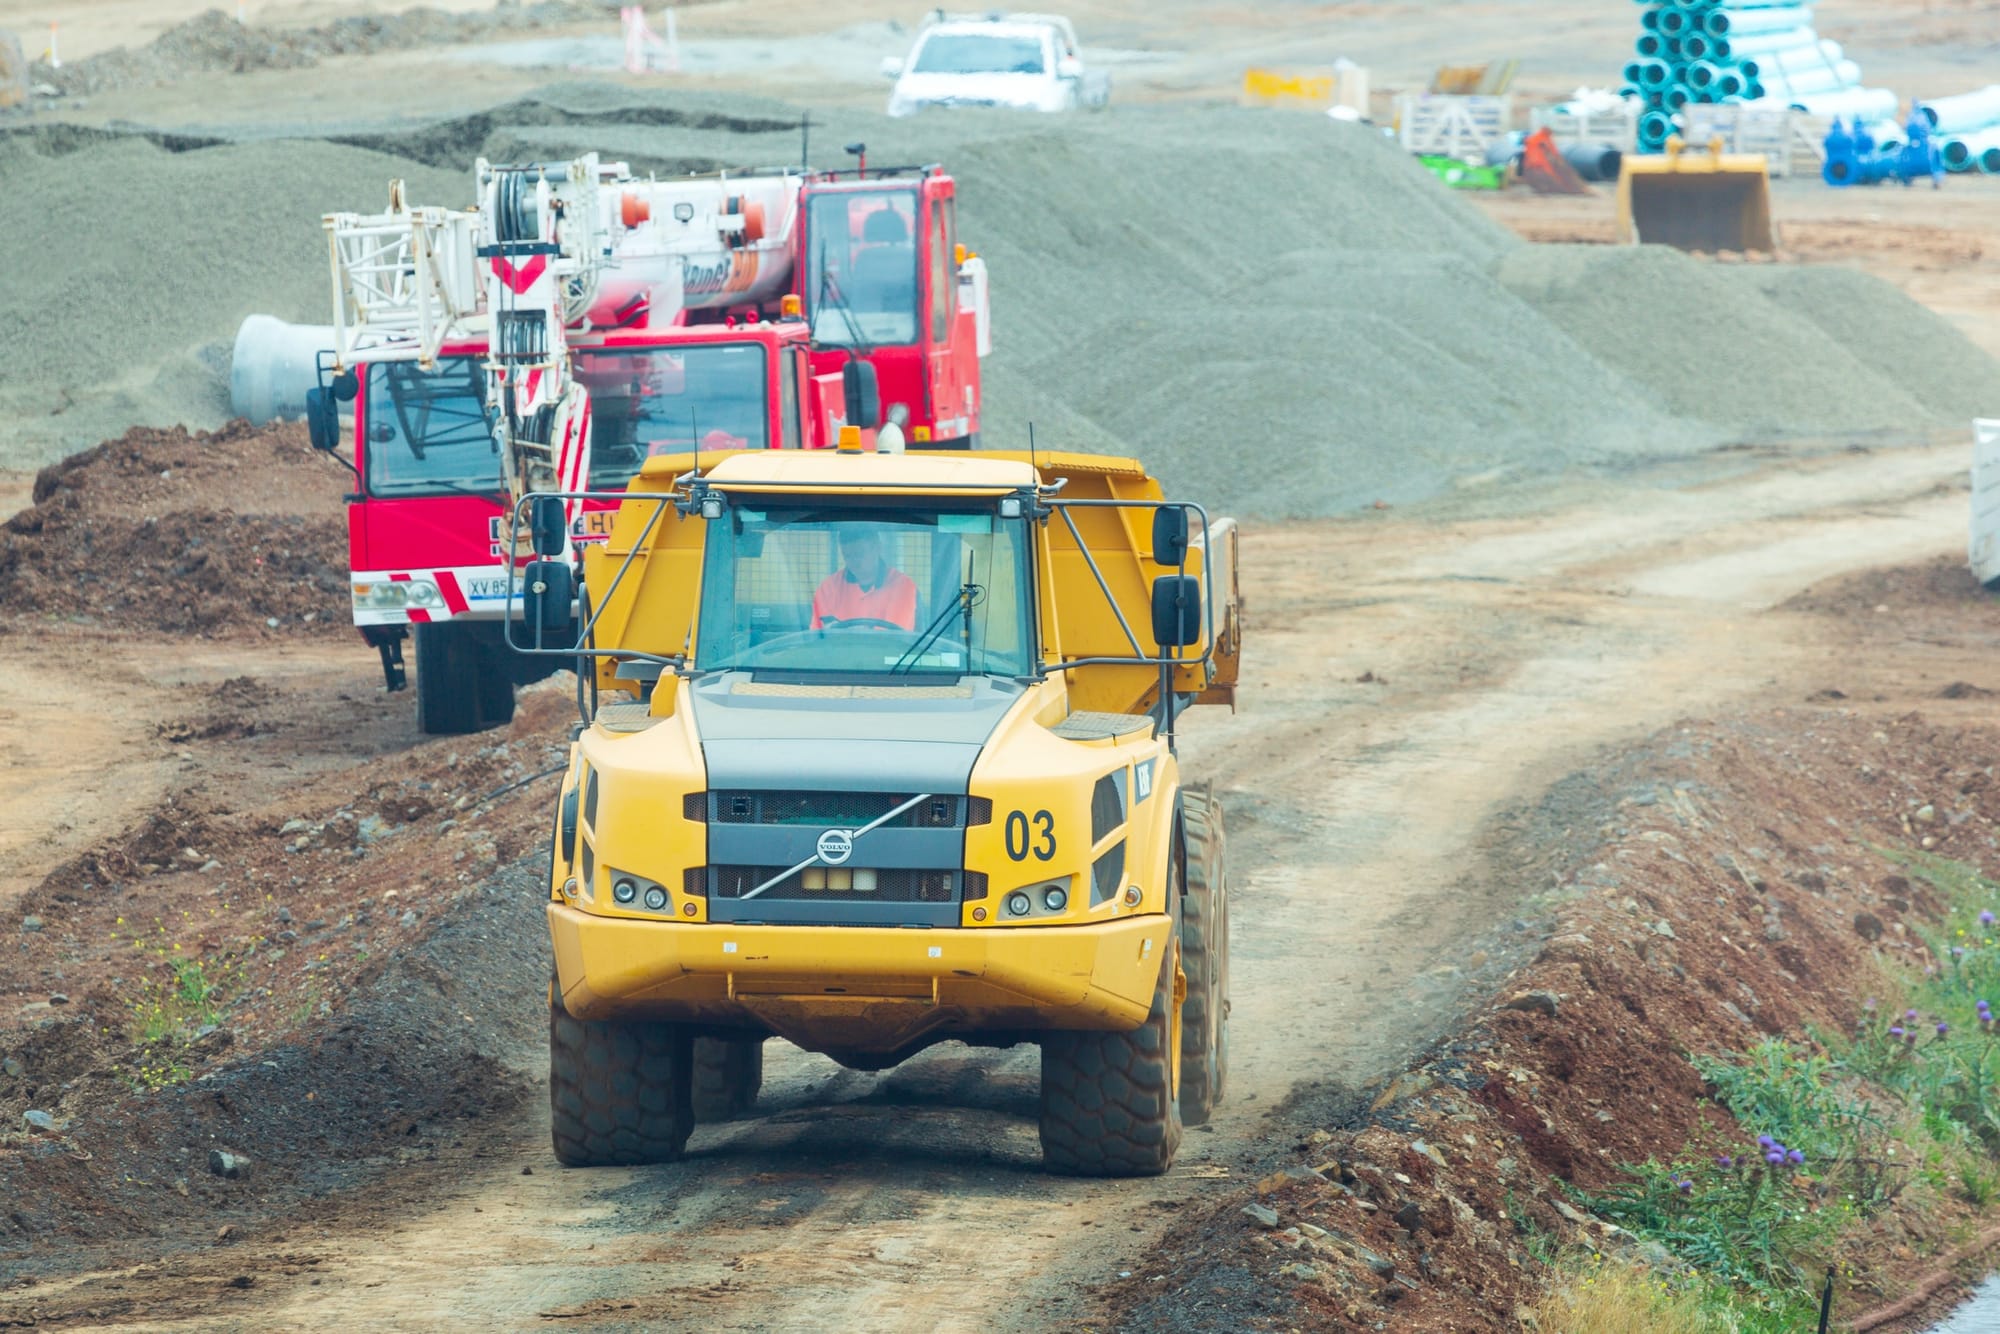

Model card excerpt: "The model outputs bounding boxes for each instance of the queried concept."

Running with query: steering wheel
[820,617,910,632]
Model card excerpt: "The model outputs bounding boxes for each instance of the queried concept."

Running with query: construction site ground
[4,1,2000,1329]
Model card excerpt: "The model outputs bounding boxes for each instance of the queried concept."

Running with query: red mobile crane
[290,152,989,733]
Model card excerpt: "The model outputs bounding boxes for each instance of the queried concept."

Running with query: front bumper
[548,904,1172,1057]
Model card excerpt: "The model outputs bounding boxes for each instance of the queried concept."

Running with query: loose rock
[20,915,42,932]
[22,1109,58,1134]
[209,1149,253,1180]
[1502,990,1560,1017]
[1241,1203,1281,1229]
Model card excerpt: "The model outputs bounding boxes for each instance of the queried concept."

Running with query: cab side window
[780,350,803,449]
[929,198,956,345]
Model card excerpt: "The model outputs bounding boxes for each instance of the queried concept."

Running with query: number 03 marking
[1004,809,1057,861]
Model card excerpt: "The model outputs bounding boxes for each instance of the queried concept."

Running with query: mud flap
[363,625,408,692]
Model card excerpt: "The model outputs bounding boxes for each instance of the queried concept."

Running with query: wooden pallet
[1529,104,1640,152]
[1395,93,1513,160]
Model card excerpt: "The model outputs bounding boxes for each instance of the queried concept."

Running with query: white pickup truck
[883,12,1111,117]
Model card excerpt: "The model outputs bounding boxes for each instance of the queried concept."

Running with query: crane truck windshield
[912,33,1047,75]
[807,190,919,350]
[361,345,769,496]
[693,505,1033,679]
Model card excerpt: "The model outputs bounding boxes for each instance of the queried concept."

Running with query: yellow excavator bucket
[1616,137,1775,253]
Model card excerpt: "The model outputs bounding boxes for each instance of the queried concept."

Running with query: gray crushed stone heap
[4,86,1995,516]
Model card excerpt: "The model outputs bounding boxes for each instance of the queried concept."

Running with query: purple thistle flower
[1787,1148,1806,1165]
[1765,1150,1785,1165]
[1716,1155,1734,1169]
[1939,1021,1952,1036]
[1757,1134,1775,1149]
[1980,999,1993,1012]
[1982,911,1995,926]
[1955,947,1967,959]
[1906,1029,1920,1046]
[1908,1009,1921,1022]
[1676,1178,1693,1193]
[1890,1026,1906,1039]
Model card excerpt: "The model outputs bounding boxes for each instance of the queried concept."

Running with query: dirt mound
[1100,707,2000,1330]
[0,420,350,635]
[1781,553,1993,618]
[0,684,575,1269]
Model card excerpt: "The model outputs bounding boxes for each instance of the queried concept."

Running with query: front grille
[709,791,976,829]
[1091,773,1124,843]
[1091,840,1126,906]
[710,865,960,904]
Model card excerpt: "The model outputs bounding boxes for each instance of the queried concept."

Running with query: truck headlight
[612,877,637,904]
[1005,891,1032,917]
[352,579,443,610]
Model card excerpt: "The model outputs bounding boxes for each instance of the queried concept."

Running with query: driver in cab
[811,527,918,631]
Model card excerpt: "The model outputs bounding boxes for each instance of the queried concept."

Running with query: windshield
[806,189,919,349]
[912,32,1046,75]
[694,504,1033,678]
[578,344,769,488]
[362,359,495,496]
[362,346,768,496]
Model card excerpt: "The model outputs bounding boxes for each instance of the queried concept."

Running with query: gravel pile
[6,86,1997,515]
[1493,245,1974,441]
[31,4,615,97]
[0,131,460,469]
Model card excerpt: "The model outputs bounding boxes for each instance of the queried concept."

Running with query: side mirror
[1151,574,1201,650]
[1057,55,1084,80]
[880,56,904,79]
[842,358,881,429]
[305,386,340,453]
[522,559,574,639]
[529,495,569,558]
[1151,505,1189,566]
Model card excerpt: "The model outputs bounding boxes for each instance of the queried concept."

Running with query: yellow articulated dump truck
[508,440,1240,1176]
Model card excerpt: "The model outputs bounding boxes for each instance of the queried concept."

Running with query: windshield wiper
[892,584,980,674]
[813,237,872,356]
[391,480,506,503]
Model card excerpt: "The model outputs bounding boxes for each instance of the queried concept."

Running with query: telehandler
[513,434,1238,1175]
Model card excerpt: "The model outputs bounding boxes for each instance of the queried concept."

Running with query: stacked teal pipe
[1621,0,1897,152]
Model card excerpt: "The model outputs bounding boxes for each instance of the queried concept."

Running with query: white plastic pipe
[230,316,339,425]
[1759,60,1861,96]
[1783,87,1900,120]
[1918,84,2000,134]
[1717,26,1818,57]
[1760,39,1845,73]
[1706,7,1813,38]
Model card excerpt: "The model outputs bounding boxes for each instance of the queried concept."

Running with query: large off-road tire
[414,622,516,735]
[1039,938,1184,1177]
[1179,791,1230,1125]
[549,996,694,1167]
[691,1036,764,1123]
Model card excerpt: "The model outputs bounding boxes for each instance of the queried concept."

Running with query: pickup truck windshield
[694,504,1033,678]
[806,189,919,349]
[362,345,768,496]
[913,33,1046,75]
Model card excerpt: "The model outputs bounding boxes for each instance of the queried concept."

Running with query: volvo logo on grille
[816,829,854,865]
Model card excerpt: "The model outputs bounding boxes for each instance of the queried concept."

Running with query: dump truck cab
[522,446,1238,1175]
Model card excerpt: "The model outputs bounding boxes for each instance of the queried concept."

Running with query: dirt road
[1,439,1972,1331]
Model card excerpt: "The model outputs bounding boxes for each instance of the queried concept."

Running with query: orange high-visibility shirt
[811,568,918,630]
